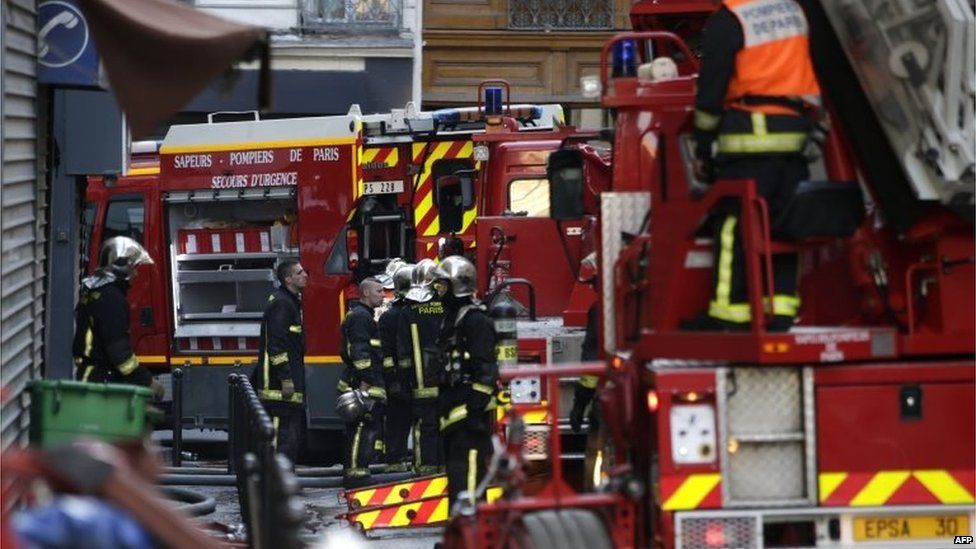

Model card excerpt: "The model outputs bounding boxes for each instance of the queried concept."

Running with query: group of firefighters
[73,236,500,507]
[70,0,822,514]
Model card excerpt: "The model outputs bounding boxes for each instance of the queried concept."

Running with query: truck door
[86,186,169,368]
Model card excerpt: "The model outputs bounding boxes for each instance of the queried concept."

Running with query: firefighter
[378,262,414,472]
[568,253,603,490]
[338,277,387,486]
[252,259,308,465]
[432,256,499,508]
[685,0,821,332]
[397,258,446,475]
[73,236,163,399]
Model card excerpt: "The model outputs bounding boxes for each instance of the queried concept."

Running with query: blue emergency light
[612,39,637,78]
[484,86,504,116]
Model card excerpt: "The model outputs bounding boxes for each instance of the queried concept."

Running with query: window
[102,197,145,245]
[508,178,551,217]
[301,0,400,29]
[508,0,613,30]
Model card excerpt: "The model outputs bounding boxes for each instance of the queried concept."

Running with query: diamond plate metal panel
[677,515,759,549]
[727,368,802,435]
[728,442,806,501]
[600,192,650,354]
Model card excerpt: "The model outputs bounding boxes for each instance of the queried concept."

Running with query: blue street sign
[38,0,101,86]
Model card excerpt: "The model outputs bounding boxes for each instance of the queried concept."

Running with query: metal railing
[228,374,304,549]
[300,0,401,31]
[508,0,613,30]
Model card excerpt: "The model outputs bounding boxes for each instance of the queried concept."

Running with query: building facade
[188,0,422,116]
[422,0,632,124]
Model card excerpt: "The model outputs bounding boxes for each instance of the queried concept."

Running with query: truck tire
[518,509,613,549]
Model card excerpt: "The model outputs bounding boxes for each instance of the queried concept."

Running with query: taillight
[646,389,659,412]
[705,521,726,547]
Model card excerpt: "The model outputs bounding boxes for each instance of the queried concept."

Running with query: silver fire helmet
[405,258,438,302]
[379,258,407,290]
[432,255,476,297]
[99,236,153,280]
[392,264,414,295]
[335,390,368,422]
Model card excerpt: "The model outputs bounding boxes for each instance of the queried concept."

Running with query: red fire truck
[443,1,975,547]
[81,99,585,448]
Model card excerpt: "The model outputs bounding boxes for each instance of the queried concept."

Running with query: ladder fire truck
[81,99,577,448]
[442,1,975,547]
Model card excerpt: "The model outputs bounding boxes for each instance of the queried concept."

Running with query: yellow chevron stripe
[354,488,376,506]
[913,470,976,504]
[424,212,441,236]
[461,207,477,233]
[387,148,399,165]
[415,189,435,226]
[818,472,848,503]
[662,473,721,511]
[422,476,449,498]
[850,470,911,506]
[354,508,381,530]
[355,143,364,199]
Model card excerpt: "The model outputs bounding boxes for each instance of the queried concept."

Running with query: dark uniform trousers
[379,300,411,465]
[708,154,808,325]
[252,288,306,465]
[437,300,498,507]
[397,299,447,473]
[73,277,154,388]
[340,301,387,478]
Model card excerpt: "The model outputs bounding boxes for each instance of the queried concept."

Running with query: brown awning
[78,0,269,138]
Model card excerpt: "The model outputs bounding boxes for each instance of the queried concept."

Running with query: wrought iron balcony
[509,0,613,30]
[301,0,401,31]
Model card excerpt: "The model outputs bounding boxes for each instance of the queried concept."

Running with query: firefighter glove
[281,379,296,400]
[150,379,165,402]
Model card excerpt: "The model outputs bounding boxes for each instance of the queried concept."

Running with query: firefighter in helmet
[684,0,821,332]
[569,252,603,489]
[73,236,163,399]
[431,256,499,508]
[377,261,414,472]
[396,258,446,475]
[252,259,308,465]
[338,277,387,487]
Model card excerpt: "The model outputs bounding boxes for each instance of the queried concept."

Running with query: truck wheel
[517,509,612,549]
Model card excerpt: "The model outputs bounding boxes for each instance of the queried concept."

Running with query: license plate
[853,515,969,541]
[362,180,404,195]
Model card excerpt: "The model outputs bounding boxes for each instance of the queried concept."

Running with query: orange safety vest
[723,0,821,115]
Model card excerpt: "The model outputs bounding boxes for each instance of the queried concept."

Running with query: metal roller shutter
[1,0,45,449]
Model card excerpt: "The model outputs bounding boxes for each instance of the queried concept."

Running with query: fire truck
[443,1,975,547]
[80,99,576,446]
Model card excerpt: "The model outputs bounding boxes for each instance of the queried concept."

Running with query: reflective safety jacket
[253,287,306,404]
[694,0,821,159]
[437,299,499,433]
[338,301,386,401]
[396,297,446,399]
[73,275,152,386]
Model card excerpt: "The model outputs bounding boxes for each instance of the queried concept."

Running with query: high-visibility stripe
[472,383,494,395]
[289,325,302,333]
[713,215,737,307]
[82,366,93,382]
[351,423,363,469]
[694,109,721,131]
[751,111,767,135]
[83,327,94,359]
[259,389,304,403]
[467,449,478,506]
[383,357,395,368]
[913,470,975,504]
[343,486,503,530]
[717,132,807,154]
[306,355,343,363]
[440,404,468,431]
[410,323,424,388]
[369,338,382,347]
[353,358,371,370]
[850,471,911,506]
[579,375,599,389]
[413,387,439,399]
[821,470,976,506]
[160,137,356,155]
[819,472,847,502]
[272,416,280,451]
[117,355,139,375]
[208,356,257,365]
[270,352,289,365]
[136,355,168,364]
[661,473,722,511]
[366,386,387,400]
[171,357,204,365]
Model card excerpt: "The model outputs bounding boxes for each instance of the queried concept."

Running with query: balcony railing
[509,0,613,30]
[301,0,401,30]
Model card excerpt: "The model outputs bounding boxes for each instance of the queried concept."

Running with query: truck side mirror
[436,169,476,233]
[548,149,585,220]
